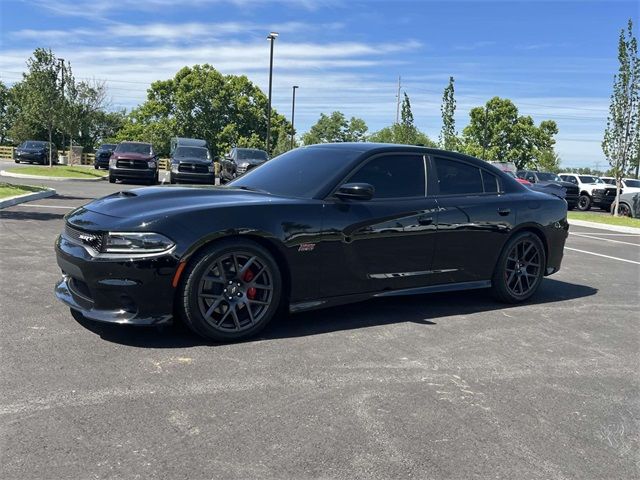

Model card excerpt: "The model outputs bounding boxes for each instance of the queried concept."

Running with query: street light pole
[291,85,298,150]
[266,32,278,155]
[59,58,65,157]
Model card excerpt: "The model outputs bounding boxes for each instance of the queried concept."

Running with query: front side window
[435,158,484,195]
[347,154,425,199]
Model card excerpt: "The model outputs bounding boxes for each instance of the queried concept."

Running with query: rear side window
[347,154,425,199]
[482,171,499,193]
[435,157,484,195]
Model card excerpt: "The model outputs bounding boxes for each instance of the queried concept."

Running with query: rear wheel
[611,202,632,217]
[491,232,546,303]
[577,194,591,211]
[179,239,282,342]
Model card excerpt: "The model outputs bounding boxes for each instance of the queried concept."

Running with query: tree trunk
[613,176,622,217]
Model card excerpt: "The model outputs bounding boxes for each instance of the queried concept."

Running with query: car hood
[18,147,45,153]
[237,158,266,165]
[80,186,288,221]
[535,180,576,189]
[112,152,153,160]
[172,157,212,164]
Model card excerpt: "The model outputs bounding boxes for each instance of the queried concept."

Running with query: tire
[491,231,546,303]
[567,202,576,211]
[109,175,116,184]
[611,202,632,217]
[170,174,176,185]
[577,194,591,211]
[179,239,283,342]
[94,164,99,170]
[14,159,19,163]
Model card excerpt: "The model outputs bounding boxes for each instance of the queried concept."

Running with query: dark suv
[108,142,158,185]
[169,146,214,184]
[94,143,117,169]
[14,141,58,165]
[516,170,579,209]
[220,147,269,183]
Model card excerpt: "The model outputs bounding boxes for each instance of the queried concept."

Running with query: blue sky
[0,0,637,167]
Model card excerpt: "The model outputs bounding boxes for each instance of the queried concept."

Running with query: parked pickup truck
[516,170,579,209]
[558,173,619,211]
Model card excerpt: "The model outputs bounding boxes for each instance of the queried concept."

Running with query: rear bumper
[54,234,176,325]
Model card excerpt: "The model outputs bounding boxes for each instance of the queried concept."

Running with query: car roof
[304,142,488,161]
[119,141,151,145]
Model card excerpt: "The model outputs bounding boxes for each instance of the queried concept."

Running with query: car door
[430,156,516,284]
[318,152,439,298]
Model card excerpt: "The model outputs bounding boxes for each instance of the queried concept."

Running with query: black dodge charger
[55,143,569,342]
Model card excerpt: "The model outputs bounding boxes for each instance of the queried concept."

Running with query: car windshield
[236,149,268,160]
[22,141,47,149]
[99,144,117,150]
[228,147,361,198]
[579,175,602,184]
[535,172,562,182]
[175,147,209,159]
[116,143,152,155]
[624,179,640,188]
[602,178,615,185]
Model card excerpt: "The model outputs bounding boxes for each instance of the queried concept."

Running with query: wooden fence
[0,146,171,170]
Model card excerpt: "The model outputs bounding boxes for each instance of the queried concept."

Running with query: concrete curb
[0,170,106,182]
[0,187,56,209]
[569,218,640,234]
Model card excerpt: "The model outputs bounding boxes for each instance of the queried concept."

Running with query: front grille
[98,152,111,159]
[178,163,209,174]
[64,224,103,252]
[116,159,148,169]
[604,188,618,197]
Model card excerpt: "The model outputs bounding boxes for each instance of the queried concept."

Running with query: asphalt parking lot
[1,166,639,479]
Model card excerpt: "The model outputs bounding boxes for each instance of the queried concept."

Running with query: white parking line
[565,247,640,265]
[14,204,74,209]
[570,231,640,237]
[569,232,640,247]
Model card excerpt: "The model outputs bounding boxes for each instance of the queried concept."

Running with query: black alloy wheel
[180,239,282,341]
[577,194,591,211]
[492,232,545,303]
[613,202,632,217]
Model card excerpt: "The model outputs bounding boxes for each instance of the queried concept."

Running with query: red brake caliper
[243,269,256,299]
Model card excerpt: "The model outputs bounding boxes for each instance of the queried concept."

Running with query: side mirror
[335,183,375,201]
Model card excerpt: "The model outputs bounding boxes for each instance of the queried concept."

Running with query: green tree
[603,19,640,215]
[301,111,368,145]
[0,81,13,145]
[439,76,458,151]
[369,93,436,146]
[116,65,291,157]
[461,97,558,170]
[10,49,64,166]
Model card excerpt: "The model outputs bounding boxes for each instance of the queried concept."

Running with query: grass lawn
[0,182,47,200]
[8,165,107,179]
[568,211,640,228]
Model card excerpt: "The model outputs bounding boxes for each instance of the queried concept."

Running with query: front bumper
[172,172,215,184]
[54,234,177,325]
[109,167,157,181]
[16,153,46,162]
[95,157,110,168]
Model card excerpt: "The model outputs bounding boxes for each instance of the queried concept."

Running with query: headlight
[171,163,179,173]
[103,232,174,253]
[148,160,157,168]
[109,158,116,167]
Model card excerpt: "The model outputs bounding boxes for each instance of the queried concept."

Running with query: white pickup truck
[600,177,640,194]
[558,173,619,211]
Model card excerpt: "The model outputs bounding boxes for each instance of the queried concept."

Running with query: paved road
[1,174,639,479]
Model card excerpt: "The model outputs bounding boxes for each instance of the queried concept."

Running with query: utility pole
[291,85,298,150]
[266,32,278,155]
[395,75,401,124]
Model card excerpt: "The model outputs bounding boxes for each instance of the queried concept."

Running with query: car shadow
[73,278,598,348]
[0,209,65,221]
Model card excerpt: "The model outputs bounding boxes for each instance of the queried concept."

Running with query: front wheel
[577,194,591,211]
[179,239,282,342]
[491,232,546,303]
[108,175,115,184]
